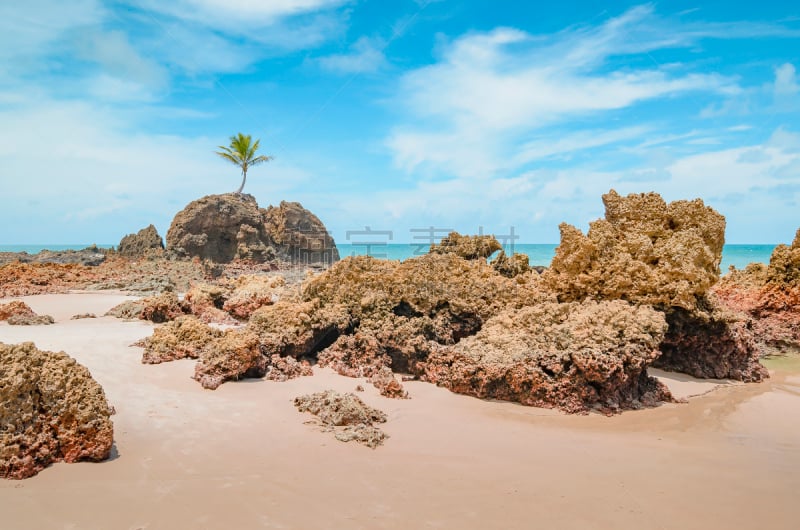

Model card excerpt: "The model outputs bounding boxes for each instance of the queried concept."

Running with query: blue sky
[1,1,799,245]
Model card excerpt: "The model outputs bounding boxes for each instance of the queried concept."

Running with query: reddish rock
[655,302,767,382]
[0,342,114,479]
[222,275,285,320]
[182,282,235,324]
[140,316,222,364]
[713,229,800,355]
[0,301,36,321]
[421,300,671,414]
[369,366,409,399]
[194,330,267,390]
[140,292,185,323]
[265,354,313,382]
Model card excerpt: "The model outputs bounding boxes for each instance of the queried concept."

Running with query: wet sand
[1,293,798,529]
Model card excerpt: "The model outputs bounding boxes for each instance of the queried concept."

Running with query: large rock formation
[166,194,339,265]
[117,225,164,258]
[0,342,114,479]
[166,194,275,263]
[264,201,340,266]
[544,190,765,382]
[422,300,670,413]
[545,190,725,310]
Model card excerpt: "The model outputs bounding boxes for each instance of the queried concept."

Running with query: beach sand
[1,293,798,529]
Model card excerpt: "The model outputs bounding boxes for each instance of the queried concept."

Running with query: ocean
[0,243,776,272]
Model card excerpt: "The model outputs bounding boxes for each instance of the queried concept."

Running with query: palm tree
[215,133,274,194]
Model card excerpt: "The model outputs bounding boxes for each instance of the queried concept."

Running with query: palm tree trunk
[236,169,247,194]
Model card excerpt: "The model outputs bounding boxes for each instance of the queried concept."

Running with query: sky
[1,0,799,245]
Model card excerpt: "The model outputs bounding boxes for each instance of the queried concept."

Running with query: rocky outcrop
[0,301,53,325]
[491,251,532,278]
[117,225,164,258]
[166,194,339,265]
[294,390,388,448]
[140,316,222,364]
[140,292,184,323]
[166,193,275,263]
[0,342,114,479]
[422,300,671,414]
[194,330,267,390]
[263,201,339,266]
[182,283,233,324]
[542,190,764,382]
[429,232,502,260]
[0,301,36,321]
[545,190,725,311]
[265,354,313,381]
[8,314,55,326]
[369,366,409,399]
[105,293,185,323]
[222,275,286,320]
[714,229,800,356]
[655,301,767,381]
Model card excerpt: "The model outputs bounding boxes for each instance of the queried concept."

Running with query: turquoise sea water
[336,243,775,271]
[0,243,775,272]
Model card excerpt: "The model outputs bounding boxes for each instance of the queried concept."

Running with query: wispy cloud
[317,36,387,74]
[384,5,775,179]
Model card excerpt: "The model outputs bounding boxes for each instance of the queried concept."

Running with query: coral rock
[491,251,532,278]
[0,342,113,479]
[421,300,671,414]
[7,314,55,326]
[141,316,222,364]
[182,282,235,324]
[194,330,267,390]
[0,301,36,321]
[545,190,725,311]
[655,301,767,382]
[713,230,800,355]
[139,292,184,323]
[222,274,286,320]
[265,354,313,382]
[369,366,409,399]
[429,231,502,260]
[294,390,388,448]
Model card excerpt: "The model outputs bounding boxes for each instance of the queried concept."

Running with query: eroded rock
[263,200,340,266]
[0,342,114,479]
[166,193,275,263]
[429,232,502,260]
[0,301,36,321]
[545,190,725,311]
[422,300,671,414]
[140,316,222,364]
[294,390,388,448]
[194,330,267,390]
[118,224,164,258]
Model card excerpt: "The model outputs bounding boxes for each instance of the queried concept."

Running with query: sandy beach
[0,292,796,529]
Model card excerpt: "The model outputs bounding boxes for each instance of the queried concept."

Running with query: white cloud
[317,37,387,74]
[386,9,742,178]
